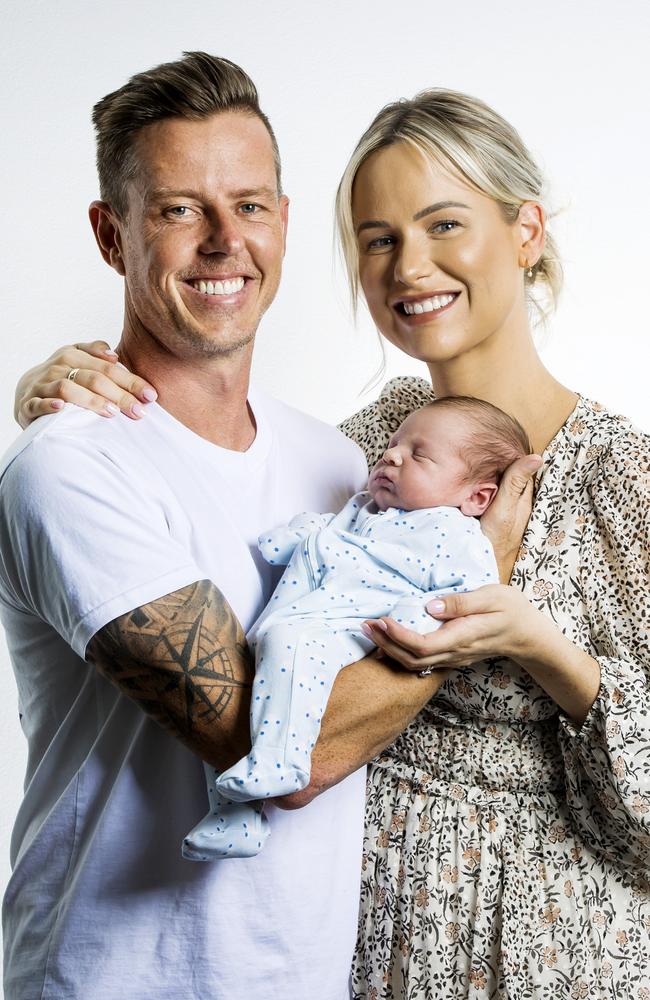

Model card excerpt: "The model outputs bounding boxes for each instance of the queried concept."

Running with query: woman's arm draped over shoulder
[13,342,157,427]
[559,426,650,870]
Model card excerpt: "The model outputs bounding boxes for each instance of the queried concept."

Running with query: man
[0,52,452,1000]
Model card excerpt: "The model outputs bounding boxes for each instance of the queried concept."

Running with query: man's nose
[199,211,244,255]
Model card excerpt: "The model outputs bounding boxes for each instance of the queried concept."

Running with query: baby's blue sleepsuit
[182,492,498,860]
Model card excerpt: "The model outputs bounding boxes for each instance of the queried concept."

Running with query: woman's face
[351,142,532,366]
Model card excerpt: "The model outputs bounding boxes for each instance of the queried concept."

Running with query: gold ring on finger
[67,368,81,382]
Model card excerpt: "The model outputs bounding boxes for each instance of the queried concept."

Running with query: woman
[15,90,650,997]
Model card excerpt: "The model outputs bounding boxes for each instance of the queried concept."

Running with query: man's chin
[171,323,257,359]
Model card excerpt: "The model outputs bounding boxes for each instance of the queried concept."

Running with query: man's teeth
[403,293,456,315]
[192,277,245,296]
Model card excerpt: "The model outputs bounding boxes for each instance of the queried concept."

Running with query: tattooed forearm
[87,580,254,768]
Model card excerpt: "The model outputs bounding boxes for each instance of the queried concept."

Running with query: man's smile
[189,276,245,296]
[180,273,255,306]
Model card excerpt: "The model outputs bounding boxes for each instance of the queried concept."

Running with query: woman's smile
[392,289,461,324]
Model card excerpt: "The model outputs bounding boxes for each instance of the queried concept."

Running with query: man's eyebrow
[149,188,200,201]
[234,187,278,200]
[356,200,470,235]
[148,186,279,201]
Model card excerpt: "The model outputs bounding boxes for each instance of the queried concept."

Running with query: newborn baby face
[368,407,473,512]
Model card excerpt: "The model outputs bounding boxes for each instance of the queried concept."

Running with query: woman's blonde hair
[335,89,562,324]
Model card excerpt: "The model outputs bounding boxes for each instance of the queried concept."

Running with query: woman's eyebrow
[413,200,470,221]
[356,218,390,235]
[356,200,471,234]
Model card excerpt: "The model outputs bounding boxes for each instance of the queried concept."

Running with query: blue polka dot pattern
[185,492,498,860]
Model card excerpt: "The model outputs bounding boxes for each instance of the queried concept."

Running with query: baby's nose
[383,447,403,467]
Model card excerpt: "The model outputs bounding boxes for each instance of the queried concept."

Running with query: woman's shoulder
[549,396,648,465]
[556,397,650,522]
[338,375,434,467]
[577,397,648,470]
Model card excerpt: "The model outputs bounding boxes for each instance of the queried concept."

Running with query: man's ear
[89,201,126,276]
[279,194,289,255]
[459,482,498,518]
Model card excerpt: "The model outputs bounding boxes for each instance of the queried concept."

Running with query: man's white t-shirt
[0,387,369,1000]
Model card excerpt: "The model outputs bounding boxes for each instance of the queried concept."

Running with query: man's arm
[87,579,254,770]
[280,660,448,808]
[88,576,446,798]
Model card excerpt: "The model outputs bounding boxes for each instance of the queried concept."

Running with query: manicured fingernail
[141,388,157,402]
[102,349,119,358]
[51,399,64,410]
[427,600,445,614]
[103,403,119,416]
[131,403,146,418]
[361,623,373,638]
[374,619,388,631]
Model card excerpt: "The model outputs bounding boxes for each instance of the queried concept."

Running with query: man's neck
[117,330,257,452]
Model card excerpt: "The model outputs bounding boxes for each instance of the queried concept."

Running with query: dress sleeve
[558,425,650,871]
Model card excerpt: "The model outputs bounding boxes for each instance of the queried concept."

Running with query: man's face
[114,111,288,359]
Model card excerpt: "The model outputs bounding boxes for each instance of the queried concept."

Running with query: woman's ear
[459,482,498,518]
[517,201,545,269]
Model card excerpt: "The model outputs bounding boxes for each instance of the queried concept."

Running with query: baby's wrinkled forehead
[397,397,531,485]
[398,405,471,448]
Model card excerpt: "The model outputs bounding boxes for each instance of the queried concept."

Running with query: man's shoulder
[255,387,366,462]
[0,405,162,499]
[1,408,99,481]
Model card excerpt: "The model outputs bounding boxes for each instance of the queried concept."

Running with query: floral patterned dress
[339,377,650,1000]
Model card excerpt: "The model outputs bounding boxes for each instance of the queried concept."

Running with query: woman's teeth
[402,293,456,315]
[192,277,245,296]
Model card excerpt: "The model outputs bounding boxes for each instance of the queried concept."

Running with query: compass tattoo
[87,580,253,761]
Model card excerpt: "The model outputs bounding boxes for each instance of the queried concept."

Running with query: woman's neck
[426,325,578,456]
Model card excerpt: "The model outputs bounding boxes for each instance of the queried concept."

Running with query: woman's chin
[377,329,470,366]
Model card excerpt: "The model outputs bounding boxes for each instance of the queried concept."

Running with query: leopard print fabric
[340,376,650,1000]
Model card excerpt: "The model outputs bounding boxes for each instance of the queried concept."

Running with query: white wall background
[1,0,648,930]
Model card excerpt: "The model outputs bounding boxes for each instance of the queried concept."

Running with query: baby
[182,396,530,861]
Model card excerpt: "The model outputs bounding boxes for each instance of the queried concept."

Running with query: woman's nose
[394,235,433,286]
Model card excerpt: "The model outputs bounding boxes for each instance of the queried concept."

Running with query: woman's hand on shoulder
[480,454,543,582]
[14,341,158,429]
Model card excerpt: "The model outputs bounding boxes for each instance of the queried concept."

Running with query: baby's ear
[459,482,498,518]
